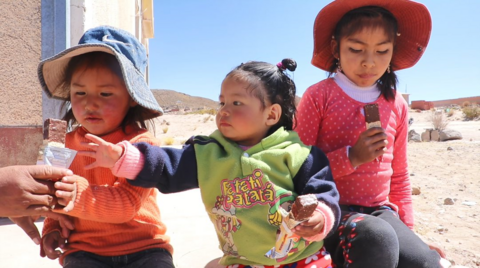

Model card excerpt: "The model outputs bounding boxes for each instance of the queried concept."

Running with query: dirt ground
[408,109,480,267]
[153,109,480,267]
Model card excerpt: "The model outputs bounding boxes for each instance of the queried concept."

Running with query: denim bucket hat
[38,25,163,118]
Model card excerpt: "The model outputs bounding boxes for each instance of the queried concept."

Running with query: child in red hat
[296,0,451,267]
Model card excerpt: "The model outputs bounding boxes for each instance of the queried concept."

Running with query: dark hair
[225,58,297,136]
[330,6,398,101]
[60,52,155,133]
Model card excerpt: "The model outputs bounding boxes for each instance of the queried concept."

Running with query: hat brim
[312,0,432,71]
[38,44,163,118]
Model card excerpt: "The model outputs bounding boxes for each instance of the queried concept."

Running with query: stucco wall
[0,1,42,166]
[0,0,42,126]
[0,0,153,167]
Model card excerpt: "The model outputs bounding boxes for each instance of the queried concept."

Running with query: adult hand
[349,127,388,167]
[9,212,74,245]
[0,165,73,217]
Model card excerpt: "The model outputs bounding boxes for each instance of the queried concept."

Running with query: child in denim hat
[38,26,173,268]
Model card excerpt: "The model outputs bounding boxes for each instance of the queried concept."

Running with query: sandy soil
[153,109,480,267]
[407,110,480,267]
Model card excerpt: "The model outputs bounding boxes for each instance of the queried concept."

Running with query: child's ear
[330,39,339,59]
[266,103,281,126]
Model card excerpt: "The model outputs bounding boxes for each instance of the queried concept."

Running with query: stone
[421,130,431,142]
[444,198,455,205]
[436,226,448,233]
[431,130,440,141]
[412,186,421,195]
[408,129,421,142]
[439,129,463,141]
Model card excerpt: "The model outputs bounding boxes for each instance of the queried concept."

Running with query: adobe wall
[411,100,434,110]
[431,96,480,107]
[0,128,43,166]
[0,0,42,166]
[410,96,480,110]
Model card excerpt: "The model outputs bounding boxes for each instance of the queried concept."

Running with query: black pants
[324,206,441,268]
[63,248,174,268]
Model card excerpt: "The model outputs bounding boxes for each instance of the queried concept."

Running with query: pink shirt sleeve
[325,147,357,178]
[111,141,144,180]
[388,98,413,228]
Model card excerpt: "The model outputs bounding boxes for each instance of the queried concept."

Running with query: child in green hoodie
[79,59,339,268]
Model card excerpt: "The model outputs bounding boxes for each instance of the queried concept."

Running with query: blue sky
[148,1,480,103]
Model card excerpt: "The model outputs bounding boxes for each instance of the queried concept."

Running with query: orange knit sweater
[42,125,172,264]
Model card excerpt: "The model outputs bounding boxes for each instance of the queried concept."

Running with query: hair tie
[276,62,286,71]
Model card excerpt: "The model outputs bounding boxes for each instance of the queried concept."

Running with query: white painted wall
[70,0,146,47]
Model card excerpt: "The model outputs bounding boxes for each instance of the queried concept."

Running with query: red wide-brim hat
[312,0,432,71]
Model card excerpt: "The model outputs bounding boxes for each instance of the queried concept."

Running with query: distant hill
[151,89,302,113]
[151,89,218,112]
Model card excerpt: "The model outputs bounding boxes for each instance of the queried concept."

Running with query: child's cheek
[70,100,83,118]
[102,103,125,119]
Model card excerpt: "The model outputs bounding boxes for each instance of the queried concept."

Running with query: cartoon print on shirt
[212,169,306,262]
[212,201,242,256]
[265,191,305,261]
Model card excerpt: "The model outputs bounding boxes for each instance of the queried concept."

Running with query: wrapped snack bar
[36,118,77,168]
[265,194,318,259]
[364,103,381,129]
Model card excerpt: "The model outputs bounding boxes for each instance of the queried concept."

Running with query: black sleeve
[293,146,341,237]
[129,139,199,194]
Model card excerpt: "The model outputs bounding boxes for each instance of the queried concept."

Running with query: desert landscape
[153,108,480,267]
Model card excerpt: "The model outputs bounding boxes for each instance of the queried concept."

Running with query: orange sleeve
[62,175,151,223]
[57,131,162,223]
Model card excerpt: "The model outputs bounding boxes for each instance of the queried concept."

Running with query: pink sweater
[295,78,413,228]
